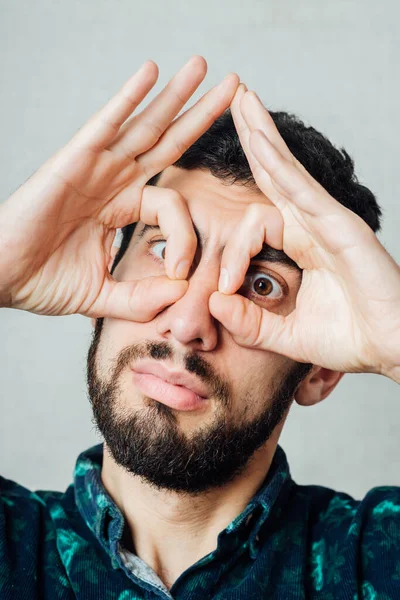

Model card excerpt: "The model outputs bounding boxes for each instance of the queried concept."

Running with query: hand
[209,86,400,383]
[0,57,239,321]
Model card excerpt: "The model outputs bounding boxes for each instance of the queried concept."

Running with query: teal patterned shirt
[1,443,400,599]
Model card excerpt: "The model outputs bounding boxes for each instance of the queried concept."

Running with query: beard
[87,317,311,496]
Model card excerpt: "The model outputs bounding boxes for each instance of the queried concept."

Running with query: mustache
[112,340,231,407]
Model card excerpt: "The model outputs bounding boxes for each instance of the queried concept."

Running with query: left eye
[241,271,283,300]
[150,240,167,260]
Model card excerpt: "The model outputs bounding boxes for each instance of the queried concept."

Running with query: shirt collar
[74,444,124,567]
[213,444,293,559]
[74,443,292,563]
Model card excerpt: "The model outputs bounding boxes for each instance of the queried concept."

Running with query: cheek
[228,347,296,409]
[97,318,154,367]
[233,347,292,381]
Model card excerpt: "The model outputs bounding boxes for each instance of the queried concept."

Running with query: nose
[155,263,219,352]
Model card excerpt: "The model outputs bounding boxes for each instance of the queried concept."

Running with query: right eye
[148,239,167,262]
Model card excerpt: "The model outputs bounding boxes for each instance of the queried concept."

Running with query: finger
[139,186,198,280]
[138,73,240,176]
[250,129,339,216]
[230,83,251,156]
[103,184,197,279]
[89,275,188,321]
[240,92,293,161]
[230,86,285,207]
[218,203,284,294]
[209,291,294,356]
[71,61,159,151]
[230,83,265,177]
[109,56,208,159]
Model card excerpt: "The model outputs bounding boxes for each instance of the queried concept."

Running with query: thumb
[86,275,188,321]
[209,291,292,354]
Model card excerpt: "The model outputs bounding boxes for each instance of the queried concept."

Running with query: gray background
[0,0,398,497]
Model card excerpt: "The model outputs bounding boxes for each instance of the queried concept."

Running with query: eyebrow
[136,223,301,273]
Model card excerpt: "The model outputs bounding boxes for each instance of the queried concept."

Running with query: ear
[90,245,120,329]
[294,366,344,406]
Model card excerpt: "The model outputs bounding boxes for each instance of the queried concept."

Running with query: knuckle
[173,138,190,157]
[295,186,314,206]
[119,92,137,113]
[171,87,186,105]
[246,202,263,218]
[101,114,120,134]
[179,223,196,242]
[245,202,265,227]
[142,119,164,139]
[203,105,220,123]
[118,141,137,162]
[163,188,184,206]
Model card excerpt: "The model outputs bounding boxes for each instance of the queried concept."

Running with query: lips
[131,360,210,412]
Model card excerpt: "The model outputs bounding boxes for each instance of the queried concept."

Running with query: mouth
[131,361,210,412]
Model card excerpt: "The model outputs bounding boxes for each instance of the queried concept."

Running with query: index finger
[240,91,294,162]
[218,202,284,294]
[139,185,198,280]
[249,129,340,217]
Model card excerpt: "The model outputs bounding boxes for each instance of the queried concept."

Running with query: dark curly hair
[111,108,381,275]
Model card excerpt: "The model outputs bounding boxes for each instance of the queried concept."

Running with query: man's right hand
[0,56,239,321]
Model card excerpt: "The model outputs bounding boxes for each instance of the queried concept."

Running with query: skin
[0,55,398,589]
[95,167,343,587]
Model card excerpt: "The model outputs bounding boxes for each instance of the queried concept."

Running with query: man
[0,55,399,599]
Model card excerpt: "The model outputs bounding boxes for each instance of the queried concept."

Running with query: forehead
[156,166,272,232]
[133,167,299,273]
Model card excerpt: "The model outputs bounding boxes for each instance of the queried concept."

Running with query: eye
[148,239,167,262]
[240,269,283,300]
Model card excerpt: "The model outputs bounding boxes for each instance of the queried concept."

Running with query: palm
[9,147,143,308]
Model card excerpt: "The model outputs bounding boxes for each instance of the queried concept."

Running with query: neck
[101,437,279,590]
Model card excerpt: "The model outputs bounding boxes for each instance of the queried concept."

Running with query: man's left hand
[209,86,400,383]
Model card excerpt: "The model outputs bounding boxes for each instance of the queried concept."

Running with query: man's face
[87,167,308,494]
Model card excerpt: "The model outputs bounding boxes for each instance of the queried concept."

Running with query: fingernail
[219,268,230,293]
[175,259,190,280]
